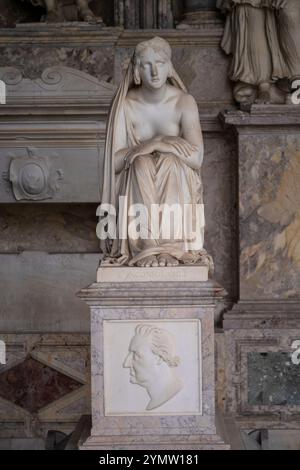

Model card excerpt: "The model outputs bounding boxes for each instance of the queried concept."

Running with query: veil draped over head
[100,38,187,256]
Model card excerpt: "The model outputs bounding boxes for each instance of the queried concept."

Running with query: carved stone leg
[44,0,61,23]
[76,0,103,24]
[256,82,272,104]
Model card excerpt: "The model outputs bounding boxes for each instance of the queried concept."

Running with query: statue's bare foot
[137,255,158,267]
[158,254,179,267]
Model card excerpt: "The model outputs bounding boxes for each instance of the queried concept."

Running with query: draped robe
[99,61,206,267]
[218,0,300,85]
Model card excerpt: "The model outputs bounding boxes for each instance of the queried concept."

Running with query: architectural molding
[0,24,224,47]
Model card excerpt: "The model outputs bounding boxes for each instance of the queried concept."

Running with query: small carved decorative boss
[9,147,63,201]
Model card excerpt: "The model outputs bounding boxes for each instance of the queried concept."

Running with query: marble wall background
[239,133,300,300]
[0,27,237,336]
[0,21,240,439]
[0,334,90,439]
[2,3,300,441]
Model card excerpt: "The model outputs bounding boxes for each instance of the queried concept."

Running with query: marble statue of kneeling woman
[99,37,212,269]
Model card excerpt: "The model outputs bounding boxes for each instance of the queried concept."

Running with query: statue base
[78,267,229,450]
[97,264,208,283]
[81,434,229,451]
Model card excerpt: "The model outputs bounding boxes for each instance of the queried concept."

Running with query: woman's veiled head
[133,37,172,89]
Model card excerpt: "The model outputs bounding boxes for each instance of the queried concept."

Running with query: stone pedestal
[78,266,229,450]
[220,105,300,426]
[220,105,300,311]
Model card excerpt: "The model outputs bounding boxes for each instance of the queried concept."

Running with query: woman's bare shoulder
[167,85,196,104]
[126,88,140,103]
[178,90,197,109]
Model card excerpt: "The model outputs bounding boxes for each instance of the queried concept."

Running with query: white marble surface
[89,304,216,437]
[103,319,202,416]
[97,265,208,283]
[78,271,228,449]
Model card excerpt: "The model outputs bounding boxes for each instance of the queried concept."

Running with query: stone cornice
[0,25,224,48]
[78,280,226,307]
[0,25,122,47]
[220,105,300,131]
[117,28,224,47]
[0,120,105,142]
[224,300,300,329]
[0,107,223,134]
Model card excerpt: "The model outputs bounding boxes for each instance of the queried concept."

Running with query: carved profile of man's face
[137,48,170,90]
[123,334,161,388]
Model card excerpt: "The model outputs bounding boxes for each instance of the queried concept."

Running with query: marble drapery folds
[99,38,209,268]
[218,0,300,105]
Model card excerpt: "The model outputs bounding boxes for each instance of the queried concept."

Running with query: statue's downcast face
[133,37,172,90]
[137,48,170,90]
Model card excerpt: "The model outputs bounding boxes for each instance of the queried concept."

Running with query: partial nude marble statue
[217,0,300,106]
[23,0,103,23]
[123,324,183,411]
[99,37,212,269]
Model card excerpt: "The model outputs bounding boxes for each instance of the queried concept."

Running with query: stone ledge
[224,301,300,330]
[97,265,208,283]
[220,105,300,129]
[0,25,224,47]
[78,277,226,307]
[81,434,230,450]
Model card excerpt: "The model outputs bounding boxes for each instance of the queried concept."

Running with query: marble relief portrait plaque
[103,319,202,416]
